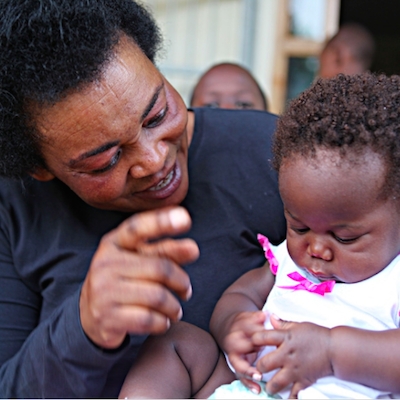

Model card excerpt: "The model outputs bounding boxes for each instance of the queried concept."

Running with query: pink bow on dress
[279,271,335,295]
[257,233,279,274]
[257,233,335,296]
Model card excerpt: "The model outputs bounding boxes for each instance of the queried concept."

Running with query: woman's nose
[307,239,333,261]
[128,138,169,179]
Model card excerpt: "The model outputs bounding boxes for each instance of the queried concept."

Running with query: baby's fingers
[228,352,255,375]
[265,367,294,397]
[255,347,282,379]
[289,381,309,399]
[235,372,264,395]
[252,327,285,348]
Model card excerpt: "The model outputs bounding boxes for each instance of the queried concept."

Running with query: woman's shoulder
[190,107,278,141]
[190,107,278,126]
[0,177,71,208]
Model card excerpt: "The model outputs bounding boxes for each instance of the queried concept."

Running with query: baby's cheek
[286,238,305,266]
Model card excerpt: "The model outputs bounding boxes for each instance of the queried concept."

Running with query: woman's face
[33,36,190,213]
[190,64,266,111]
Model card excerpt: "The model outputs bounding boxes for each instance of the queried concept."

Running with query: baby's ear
[30,167,55,181]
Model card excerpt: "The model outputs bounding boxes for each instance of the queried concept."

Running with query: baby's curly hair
[273,73,400,199]
[0,0,162,179]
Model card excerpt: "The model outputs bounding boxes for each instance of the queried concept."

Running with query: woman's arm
[0,206,199,398]
[0,263,129,398]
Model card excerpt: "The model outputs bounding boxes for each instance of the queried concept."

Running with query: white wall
[142,0,279,107]
[141,0,338,112]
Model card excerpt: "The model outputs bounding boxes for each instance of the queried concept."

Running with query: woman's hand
[253,315,333,398]
[79,206,199,349]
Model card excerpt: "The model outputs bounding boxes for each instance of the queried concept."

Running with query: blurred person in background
[190,62,268,111]
[318,22,375,79]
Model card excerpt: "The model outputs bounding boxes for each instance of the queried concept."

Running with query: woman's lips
[136,162,182,200]
[148,168,174,191]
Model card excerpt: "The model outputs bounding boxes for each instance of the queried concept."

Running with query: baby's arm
[210,263,274,391]
[253,316,400,397]
[210,262,274,343]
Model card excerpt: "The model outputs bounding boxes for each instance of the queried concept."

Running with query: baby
[120,73,400,399]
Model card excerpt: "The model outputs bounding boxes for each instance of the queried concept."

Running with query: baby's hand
[252,315,334,398]
[224,310,268,394]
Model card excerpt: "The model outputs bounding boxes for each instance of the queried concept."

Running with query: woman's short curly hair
[0,0,162,179]
[273,73,400,199]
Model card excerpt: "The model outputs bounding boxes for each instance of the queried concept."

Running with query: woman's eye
[144,107,168,129]
[92,149,122,174]
[235,101,253,109]
[203,102,219,108]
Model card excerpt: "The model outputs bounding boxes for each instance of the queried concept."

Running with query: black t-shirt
[181,108,286,329]
[0,108,286,398]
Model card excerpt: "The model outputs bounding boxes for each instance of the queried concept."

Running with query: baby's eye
[333,234,358,244]
[292,227,309,234]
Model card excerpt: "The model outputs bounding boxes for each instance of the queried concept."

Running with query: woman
[0,0,286,398]
[190,62,269,111]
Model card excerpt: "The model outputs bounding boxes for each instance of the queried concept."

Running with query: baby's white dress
[210,238,400,399]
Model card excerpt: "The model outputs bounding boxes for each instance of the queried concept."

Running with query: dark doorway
[340,0,400,75]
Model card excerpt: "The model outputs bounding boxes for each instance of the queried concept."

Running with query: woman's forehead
[34,37,160,136]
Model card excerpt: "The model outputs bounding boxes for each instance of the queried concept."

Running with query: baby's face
[279,149,400,283]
